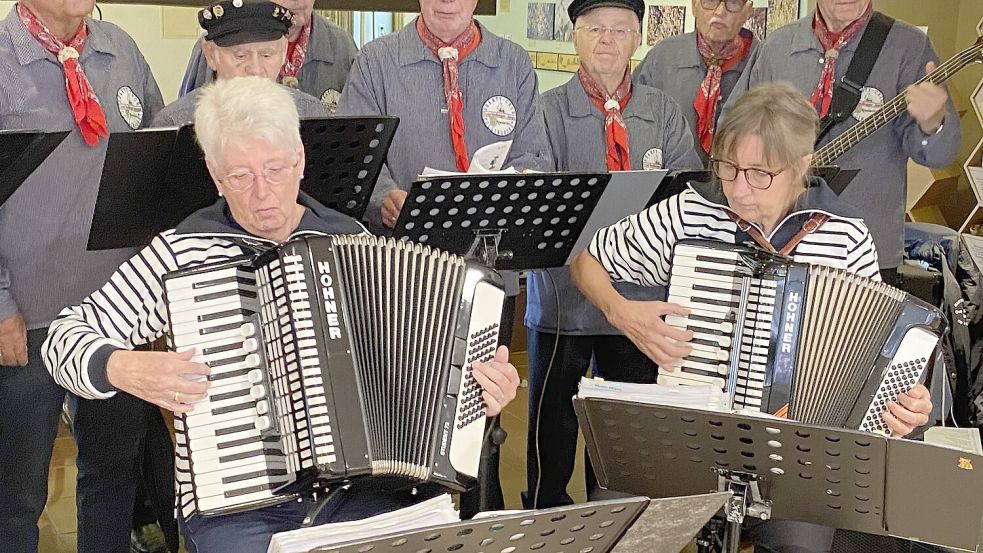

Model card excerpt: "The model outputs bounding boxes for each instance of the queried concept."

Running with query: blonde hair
[712,82,818,185]
[194,76,301,166]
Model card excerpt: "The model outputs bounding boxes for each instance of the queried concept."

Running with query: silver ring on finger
[174,391,181,403]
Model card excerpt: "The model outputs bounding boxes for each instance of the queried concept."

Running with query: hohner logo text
[316,260,343,340]
[781,291,800,353]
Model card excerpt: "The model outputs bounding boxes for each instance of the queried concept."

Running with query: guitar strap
[816,11,896,144]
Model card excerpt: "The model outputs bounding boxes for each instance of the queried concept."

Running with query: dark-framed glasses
[710,158,784,190]
[220,155,301,191]
[699,0,750,13]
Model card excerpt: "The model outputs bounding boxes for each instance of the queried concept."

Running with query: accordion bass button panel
[447,269,506,479]
[164,263,289,514]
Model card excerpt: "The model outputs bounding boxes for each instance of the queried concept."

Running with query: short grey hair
[194,76,301,167]
[713,82,819,186]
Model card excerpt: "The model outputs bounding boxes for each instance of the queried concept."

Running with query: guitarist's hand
[906,61,948,135]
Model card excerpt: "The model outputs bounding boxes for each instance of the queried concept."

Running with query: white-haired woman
[42,76,520,553]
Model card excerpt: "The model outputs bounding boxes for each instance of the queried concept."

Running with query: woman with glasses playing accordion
[571,80,934,552]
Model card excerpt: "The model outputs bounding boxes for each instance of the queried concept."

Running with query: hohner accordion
[660,239,945,435]
[163,235,505,515]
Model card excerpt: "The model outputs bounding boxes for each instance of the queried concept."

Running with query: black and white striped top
[42,194,366,518]
[588,179,881,287]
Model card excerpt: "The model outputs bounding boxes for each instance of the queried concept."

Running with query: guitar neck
[812,41,983,167]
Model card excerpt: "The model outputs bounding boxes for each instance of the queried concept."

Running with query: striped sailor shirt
[588,177,881,288]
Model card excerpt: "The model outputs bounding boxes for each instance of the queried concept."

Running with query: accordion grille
[791,267,905,426]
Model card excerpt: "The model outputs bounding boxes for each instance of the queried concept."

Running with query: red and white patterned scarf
[810,2,873,118]
[417,17,481,172]
[280,19,312,88]
[578,67,633,171]
[694,28,753,153]
[17,2,108,146]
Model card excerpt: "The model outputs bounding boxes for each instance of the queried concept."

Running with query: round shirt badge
[852,86,885,121]
[321,89,341,114]
[202,9,212,20]
[642,148,664,171]
[213,5,224,17]
[117,86,144,130]
[232,0,243,6]
[481,96,517,137]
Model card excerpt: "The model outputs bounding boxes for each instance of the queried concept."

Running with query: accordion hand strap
[726,212,830,256]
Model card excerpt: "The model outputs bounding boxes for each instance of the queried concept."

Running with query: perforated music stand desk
[87,116,398,250]
[304,494,730,553]
[574,397,983,552]
[393,172,621,270]
[0,130,69,208]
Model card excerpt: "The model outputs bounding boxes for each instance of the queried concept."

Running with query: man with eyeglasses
[635,0,756,165]
[179,0,356,113]
[523,0,701,510]
[726,0,958,288]
[42,76,522,553]
[153,0,328,127]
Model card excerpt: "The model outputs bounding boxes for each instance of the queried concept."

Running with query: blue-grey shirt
[152,84,327,127]
[337,19,552,231]
[634,31,758,166]
[178,14,356,113]
[726,12,960,270]
[526,76,702,335]
[0,8,163,329]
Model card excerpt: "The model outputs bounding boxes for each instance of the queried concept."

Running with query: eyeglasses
[710,158,785,190]
[573,25,639,41]
[220,155,301,191]
[699,0,750,13]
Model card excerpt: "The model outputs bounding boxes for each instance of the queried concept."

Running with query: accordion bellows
[660,239,945,434]
[164,235,505,516]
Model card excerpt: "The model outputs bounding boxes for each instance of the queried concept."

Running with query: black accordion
[660,239,945,434]
[163,235,505,515]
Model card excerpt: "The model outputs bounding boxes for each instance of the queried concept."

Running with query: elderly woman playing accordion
[571,82,933,437]
[571,81,935,552]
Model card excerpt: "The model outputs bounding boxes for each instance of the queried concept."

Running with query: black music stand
[574,397,983,553]
[87,116,398,250]
[0,130,69,207]
[302,495,730,553]
[393,172,613,270]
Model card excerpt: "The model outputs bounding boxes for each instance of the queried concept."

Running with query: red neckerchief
[280,19,312,88]
[810,3,873,118]
[417,17,481,172]
[694,29,753,153]
[578,67,633,171]
[17,3,108,146]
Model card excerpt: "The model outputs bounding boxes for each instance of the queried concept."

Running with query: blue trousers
[0,329,65,553]
[180,486,437,553]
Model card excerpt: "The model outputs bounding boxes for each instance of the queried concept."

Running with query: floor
[38,351,593,553]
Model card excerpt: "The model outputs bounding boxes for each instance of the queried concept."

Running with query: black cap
[199,0,293,47]
[567,0,645,25]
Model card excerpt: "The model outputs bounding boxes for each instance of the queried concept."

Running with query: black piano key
[221,468,289,485]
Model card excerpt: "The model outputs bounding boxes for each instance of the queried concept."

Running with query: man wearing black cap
[523,0,700,510]
[153,0,327,127]
[179,0,356,113]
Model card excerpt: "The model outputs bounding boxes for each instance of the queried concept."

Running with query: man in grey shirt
[524,0,701,510]
[154,0,328,128]
[179,0,356,113]
[635,0,757,165]
[726,0,958,283]
[0,0,163,551]
[336,0,552,232]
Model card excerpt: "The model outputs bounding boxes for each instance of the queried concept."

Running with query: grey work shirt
[634,31,758,166]
[526,77,702,334]
[337,18,553,232]
[152,85,327,127]
[726,12,960,270]
[0,8,163,329]
[178,14,356,113]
